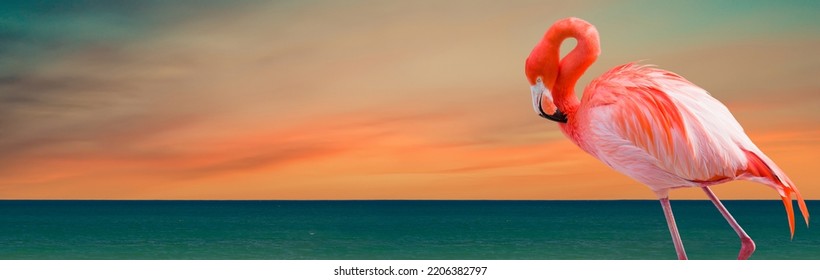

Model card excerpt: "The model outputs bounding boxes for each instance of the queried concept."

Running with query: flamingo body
[525,17,808,259]
[576,64,780,197]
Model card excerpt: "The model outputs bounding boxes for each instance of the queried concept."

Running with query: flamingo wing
[582,63,744,184]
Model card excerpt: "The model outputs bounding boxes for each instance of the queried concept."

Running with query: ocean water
[0,200,816,260]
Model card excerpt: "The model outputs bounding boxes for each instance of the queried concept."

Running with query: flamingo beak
[531,79,567,123]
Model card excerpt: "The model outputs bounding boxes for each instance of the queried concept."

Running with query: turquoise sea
[0,200,816,260]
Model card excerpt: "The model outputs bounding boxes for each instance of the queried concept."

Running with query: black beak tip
[539,109,568,123]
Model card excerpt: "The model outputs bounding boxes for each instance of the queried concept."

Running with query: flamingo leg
[659,197,688,260]
[701,186,755,260]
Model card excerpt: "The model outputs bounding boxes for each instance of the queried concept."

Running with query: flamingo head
[525,49,566,123]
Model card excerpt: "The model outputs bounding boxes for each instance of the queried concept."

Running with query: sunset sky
[1,0,819,200]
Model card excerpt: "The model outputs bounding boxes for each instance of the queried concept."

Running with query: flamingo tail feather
[795,188,810,228]
[743,149,809,238]
[780,190,796,239]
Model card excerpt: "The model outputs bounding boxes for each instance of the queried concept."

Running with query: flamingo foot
[737,236,756,260]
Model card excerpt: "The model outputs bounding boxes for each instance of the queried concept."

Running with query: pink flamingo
[525,17,809,260]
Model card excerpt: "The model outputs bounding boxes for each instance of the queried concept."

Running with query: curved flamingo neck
[544,18,600,118]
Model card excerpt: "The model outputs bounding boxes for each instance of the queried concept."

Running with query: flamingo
[525,17,809,260]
